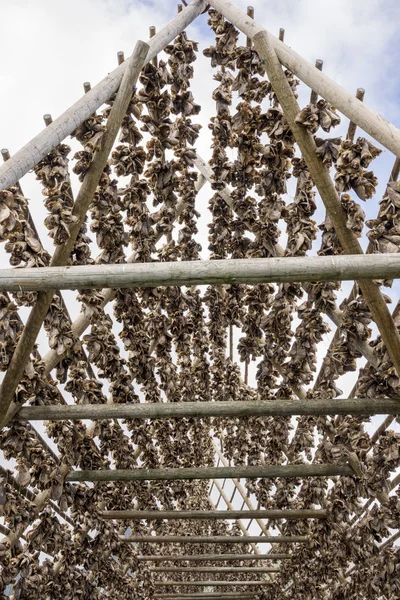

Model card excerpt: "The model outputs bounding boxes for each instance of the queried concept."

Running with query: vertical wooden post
[43,113,53,126]
[150,26,158,67]
[278,28,285,42]
[246,7,254,47]
[117,51,125,65]
[309,60,323,104]
[347,87,365,141]
[83,81,91,93]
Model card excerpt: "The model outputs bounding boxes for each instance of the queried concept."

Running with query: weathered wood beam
[3,254,400,292]
[153,582,272,587]
[150,568,280,573]
[347,87,365,141]
[100,509,326,520]
[0,41,149,428]
[251,29,400,378]
[120,535,307,544]
[0,0,207,191]
[207,0,400,157]
[137,554,291,562]
[309,59,323,104]
[66,463,353,482]
[154,595,256,599]
[14,397,400,422]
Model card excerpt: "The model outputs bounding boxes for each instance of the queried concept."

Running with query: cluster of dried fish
[2,6,400,599]
[335,137,381,200]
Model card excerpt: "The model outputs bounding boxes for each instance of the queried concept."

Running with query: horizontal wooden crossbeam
[66,463,353,482]
[154,595,257,599]
[150,568,280,573]
[137,554,291,562]
[14,397,400,422]
[119,535,307,544]
[2,254,400,292]
[100,509,326,520]
[153,581,272,587]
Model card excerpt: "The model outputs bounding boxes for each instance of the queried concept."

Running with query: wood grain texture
[15,397,400,421]
[119,535,307,544]
[99,508,326,520]
[66,463,354,482]
[137,554,291,562]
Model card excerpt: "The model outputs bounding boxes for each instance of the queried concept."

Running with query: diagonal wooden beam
[250,29,400,379]
[207,0,400,157]
[0,0,207,191]
[207,496,261,558]
[1,144,96,381]
[313,154,400,393]
[0,40,149,427]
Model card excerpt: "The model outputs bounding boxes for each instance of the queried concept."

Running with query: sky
[0,0,399,543]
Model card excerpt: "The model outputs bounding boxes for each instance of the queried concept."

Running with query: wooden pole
[153,592,254,600]
[208,493,261,557]
[212,446,272,540]
[150,26,158,67]
[153,582,273,587]
[0,40,149,428]
[309,59,323,104]
[120,535,307,544]
[66,463,353,482]
[347,87,365,141]
[117,51,125,65]
[246,7,254,47]
[155,597,256,600]
[3,254,400,293]
[14,397,400,422]
[0,0,207,191]
[251,29,400,378]
[43,113,53,126]
[137,554,291,562]
[99,509,326,520]
[150,568,280,573]
[207,0,400,158]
